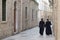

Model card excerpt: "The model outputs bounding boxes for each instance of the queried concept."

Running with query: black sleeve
[50,21,52,25]
[44,22,45,25]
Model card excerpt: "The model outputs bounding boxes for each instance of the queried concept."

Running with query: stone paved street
[2,27,55,40]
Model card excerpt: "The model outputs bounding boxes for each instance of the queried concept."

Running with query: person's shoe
[46,34,50,36]
[40,34,43,36]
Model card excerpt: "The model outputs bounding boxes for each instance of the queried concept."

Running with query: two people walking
[39,18,52,36]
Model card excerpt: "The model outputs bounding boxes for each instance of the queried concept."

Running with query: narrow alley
[0,0,60,40]
[2,27,55,40]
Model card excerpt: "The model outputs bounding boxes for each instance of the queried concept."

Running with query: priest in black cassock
[45,19,52,35]
[39,18,45,35]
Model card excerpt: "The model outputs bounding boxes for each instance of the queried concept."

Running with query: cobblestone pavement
[2,27,55,40]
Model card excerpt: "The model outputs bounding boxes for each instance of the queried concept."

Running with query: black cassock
[45,21,52,35]
[39,21,45,35]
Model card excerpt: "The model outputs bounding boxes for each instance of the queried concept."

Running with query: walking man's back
[39,18,45,35]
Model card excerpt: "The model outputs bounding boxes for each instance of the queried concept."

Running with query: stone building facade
[22,0,38,30]
[40,0,53,21]
[48,0,60,40]
[0,0,38,39]
[52,0,60,40]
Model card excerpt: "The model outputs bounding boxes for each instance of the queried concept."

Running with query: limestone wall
[0,0,38,39]
[0,0,22,39]
[22,0,38,30]
[0,0,14,38]
[55,0,60,40]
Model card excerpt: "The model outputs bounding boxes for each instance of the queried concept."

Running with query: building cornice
[31,0,39,5]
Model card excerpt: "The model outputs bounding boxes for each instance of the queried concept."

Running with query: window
[36,11,37,19]
[2,0,6,21]
[32,9,34,20]
[25,7,27,18]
